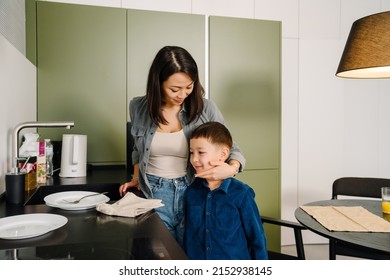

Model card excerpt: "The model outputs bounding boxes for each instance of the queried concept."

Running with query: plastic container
[5,171,26,204]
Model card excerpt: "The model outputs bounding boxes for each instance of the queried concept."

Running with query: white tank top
[147,129,188,179]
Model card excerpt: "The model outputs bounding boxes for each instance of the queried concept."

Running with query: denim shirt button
[205,229,209,234]
[207,194,212,198]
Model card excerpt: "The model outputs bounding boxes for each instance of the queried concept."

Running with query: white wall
[0,33,36,194]
[4,0,390,246]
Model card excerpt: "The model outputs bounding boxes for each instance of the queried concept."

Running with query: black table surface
[295,199,390,255]
[0,167,187,260]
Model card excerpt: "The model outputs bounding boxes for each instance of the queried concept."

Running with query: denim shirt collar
[181,103,187,113]
[197,177,233,193]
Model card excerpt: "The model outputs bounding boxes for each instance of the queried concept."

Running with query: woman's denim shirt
[130,96,246,198]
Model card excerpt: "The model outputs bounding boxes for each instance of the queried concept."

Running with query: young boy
[184,122,268,260]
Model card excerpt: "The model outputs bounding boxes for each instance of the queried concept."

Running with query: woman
[119,46,245,246]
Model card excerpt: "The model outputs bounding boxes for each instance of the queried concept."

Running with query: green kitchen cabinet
[126,10,205,120]
[36,2,127,164]
[209,16,281,170]
[209,16,282,251]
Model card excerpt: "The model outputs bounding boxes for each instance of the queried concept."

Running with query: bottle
[45,139,54,178]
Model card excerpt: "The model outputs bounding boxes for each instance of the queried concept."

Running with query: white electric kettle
[59,134,87,177]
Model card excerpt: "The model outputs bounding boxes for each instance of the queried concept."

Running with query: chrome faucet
[12,121,75,173]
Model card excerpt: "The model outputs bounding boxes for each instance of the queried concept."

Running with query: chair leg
[329,239,336,260]
[294,228,305,260]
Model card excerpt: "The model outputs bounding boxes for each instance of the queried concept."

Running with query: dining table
[294,199,390,259]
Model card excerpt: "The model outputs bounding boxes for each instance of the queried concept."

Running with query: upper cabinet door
[36,2,127,164]
[126,9,205,121]
[209,16,281,170]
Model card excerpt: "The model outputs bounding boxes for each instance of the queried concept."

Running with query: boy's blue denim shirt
[184,177,268,260]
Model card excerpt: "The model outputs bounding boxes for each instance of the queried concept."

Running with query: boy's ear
[220,146,230,161]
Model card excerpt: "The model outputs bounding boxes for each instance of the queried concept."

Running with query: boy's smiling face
[189,137,229,174]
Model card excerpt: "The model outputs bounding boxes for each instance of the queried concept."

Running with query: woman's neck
[158,105,182,133]
[161,103,181,113]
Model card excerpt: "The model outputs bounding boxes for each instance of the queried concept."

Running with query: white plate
[44,191,110,211]
[0,213,68,240]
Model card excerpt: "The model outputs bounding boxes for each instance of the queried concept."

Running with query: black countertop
[0,167,187,260]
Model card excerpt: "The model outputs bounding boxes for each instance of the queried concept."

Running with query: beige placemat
[300,205,390,232]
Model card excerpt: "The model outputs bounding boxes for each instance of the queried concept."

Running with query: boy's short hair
[191,122,233,149]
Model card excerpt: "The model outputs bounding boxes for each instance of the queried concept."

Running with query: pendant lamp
[336,11,390,79]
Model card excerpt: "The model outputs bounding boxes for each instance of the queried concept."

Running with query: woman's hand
[119,178,140,197]
[195,161,240,181]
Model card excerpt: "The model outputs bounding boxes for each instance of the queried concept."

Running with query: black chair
[330,177,389,260]
[262,216,307,260]
[332,177,385,199]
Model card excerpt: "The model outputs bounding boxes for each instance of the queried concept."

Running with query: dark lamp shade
[336,11,390,78]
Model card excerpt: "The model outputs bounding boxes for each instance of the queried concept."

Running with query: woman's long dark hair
[146,46,205,125]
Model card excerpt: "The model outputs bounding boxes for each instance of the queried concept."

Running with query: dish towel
[301,205,390,232]
[96,192,164,218]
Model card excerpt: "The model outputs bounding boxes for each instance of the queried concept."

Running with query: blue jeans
[146,174,188,247]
